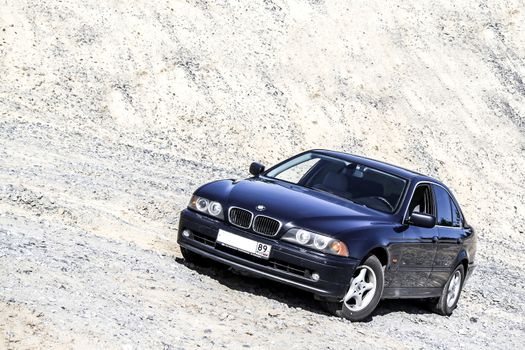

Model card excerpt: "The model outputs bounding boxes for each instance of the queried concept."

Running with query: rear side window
[433,185,453,226]
[451,199,462,227]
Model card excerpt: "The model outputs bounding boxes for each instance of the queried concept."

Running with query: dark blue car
[177,150,477,321]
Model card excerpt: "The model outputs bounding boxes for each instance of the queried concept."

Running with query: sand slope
[1,0,524,348]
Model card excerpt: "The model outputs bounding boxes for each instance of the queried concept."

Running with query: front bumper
[177,209,358,299]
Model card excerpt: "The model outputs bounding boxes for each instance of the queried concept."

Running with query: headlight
[314,235,330,250]
[196,197,209,211]
[208,201,223,216]
[296,229,312,244]
[282,228,349,257]
[189,195,224,219]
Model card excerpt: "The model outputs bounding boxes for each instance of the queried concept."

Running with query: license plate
[216,229,272,259]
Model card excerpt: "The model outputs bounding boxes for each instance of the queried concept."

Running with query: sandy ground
[1,0,524,349]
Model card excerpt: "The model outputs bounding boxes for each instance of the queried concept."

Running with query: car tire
[180,247,208,266]
[322,255,384,322]
[431,264,465,316]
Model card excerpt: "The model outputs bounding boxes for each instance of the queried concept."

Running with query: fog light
[182,229,191,238]
[312,272,320,281]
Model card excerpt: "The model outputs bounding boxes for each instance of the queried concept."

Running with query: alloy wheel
[342,265,377,312]
[447,270,462,308]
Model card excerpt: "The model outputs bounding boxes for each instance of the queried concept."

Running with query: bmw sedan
[177,150,477,321]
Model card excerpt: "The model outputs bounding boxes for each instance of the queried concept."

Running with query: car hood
[200,177,393,237]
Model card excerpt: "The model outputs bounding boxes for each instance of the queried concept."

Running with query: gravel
[1,0,524,349]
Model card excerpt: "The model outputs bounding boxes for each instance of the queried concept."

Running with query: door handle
[432,236,439,243]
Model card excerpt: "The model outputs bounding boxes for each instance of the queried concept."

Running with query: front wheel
[431,264,465,316]
[323,255,384,322]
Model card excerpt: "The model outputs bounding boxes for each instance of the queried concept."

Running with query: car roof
[310,149,440,183]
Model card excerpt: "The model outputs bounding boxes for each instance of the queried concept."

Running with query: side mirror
[407,212,436,228]
[249,162,265,177]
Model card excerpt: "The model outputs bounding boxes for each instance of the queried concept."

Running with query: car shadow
[175,257,434,320]
[175,257,323,313]
[372,299,433,317]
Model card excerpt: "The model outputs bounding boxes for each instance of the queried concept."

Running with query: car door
[392,183,438,288]
[429,185,466,288]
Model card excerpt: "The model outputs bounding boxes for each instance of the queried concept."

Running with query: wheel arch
[453,249,470,274]
[362,246,389,267]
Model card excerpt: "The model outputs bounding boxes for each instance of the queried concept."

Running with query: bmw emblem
[256,205,266,211]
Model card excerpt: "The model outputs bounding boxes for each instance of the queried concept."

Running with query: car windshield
[264,152,407,213]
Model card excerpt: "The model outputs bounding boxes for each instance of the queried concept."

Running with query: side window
[433,185,453,226]
[408,185,433,215]
[451,200,462,227]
